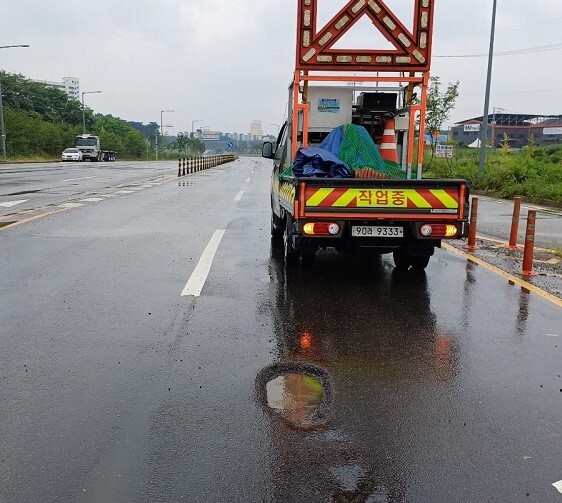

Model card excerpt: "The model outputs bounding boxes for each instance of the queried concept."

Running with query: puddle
[256,362,332,429]
[266,373,325,423]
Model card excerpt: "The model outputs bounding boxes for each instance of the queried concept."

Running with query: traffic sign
[436,145,453,158]
[227,142,234,148]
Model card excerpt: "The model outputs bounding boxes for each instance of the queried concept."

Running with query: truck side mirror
[262,142,275,159]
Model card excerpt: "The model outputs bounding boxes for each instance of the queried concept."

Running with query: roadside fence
[177,155,237,177]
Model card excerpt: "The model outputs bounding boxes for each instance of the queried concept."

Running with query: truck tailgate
[284,177,469,221]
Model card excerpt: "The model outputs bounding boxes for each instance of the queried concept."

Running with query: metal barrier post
[178,158,182,177]
[507,196,522,249]
[182,158,186,176]
[521,210,538,276]
[466,197,478,251]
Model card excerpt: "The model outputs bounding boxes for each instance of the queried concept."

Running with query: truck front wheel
[393,249,411,271]
[411,255,430,270]
[284,216,299,265]
[393,249,430,271]
[271,210,284,239]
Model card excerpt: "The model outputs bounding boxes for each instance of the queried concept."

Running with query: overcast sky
[2,0,562,136]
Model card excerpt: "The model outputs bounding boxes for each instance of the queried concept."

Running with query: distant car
[61,148,83,162]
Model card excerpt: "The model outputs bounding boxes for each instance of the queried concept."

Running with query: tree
[425,76,459,165]
[124,130,146,158]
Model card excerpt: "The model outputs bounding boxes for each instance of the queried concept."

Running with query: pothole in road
[256,362,332,429]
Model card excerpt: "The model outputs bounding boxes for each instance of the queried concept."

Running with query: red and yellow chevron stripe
[305,187,459,210]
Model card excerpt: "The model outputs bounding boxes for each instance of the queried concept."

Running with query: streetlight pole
[478,0,498,179]
[157,110,174,161]
[81,90,101,134]
[0,44,30,160]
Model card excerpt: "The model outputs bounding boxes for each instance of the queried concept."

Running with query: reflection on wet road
[1,157,561,502]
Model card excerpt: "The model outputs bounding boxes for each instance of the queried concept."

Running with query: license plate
[351,226,404,237]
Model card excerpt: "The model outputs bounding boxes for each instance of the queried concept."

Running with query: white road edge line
[62,176,96,182]
[234,190,244,202]
[181,229,226,297]
[553,480,562,494]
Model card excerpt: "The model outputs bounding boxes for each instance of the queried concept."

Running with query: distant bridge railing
[177,155,238,177]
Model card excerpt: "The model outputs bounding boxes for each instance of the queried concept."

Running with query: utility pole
[478,0,498,179]
[158,109,174,160]
[0,44,30,160]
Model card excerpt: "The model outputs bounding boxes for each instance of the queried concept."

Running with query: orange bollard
[178,159,182,177]
[521,210,538,276]
[507,196,522,249]
[466,197,478,251]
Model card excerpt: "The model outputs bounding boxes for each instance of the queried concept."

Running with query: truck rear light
[303,222,340,236]
[419,224,458,238]
[420,224,432,236]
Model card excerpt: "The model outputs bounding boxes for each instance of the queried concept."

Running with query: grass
[424,145,562,204]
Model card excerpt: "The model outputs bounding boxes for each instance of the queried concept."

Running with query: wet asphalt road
[474,195,562,249]
[1,157,561,502]
[0,161,175,217]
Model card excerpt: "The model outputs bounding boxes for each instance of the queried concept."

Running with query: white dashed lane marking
[234,191,244,202]
[181,229,226,297]
[0,199,29,208]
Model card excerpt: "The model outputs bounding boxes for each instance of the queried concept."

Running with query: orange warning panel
[305,187,460,212]
[297,0,435,72]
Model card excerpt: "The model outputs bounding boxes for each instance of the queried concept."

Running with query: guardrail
[177,155,237,177]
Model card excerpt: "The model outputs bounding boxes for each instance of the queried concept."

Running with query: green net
[339,124,406,179]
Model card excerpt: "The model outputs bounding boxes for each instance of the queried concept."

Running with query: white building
[31,77,80,100]
[250,120,263,137]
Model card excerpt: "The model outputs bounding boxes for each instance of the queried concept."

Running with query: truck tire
[411,255,430,270]
[393,249,430,271]
[284,215,299,265]
[393,249,412,271]
[271,210,284,239]
[301,252,315,268]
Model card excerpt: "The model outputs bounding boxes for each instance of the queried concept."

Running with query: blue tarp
[319,126,344,156]
[292,146,352,178]
[291,126,352,178]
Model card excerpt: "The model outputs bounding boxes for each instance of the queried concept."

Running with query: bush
[424,146,562,203]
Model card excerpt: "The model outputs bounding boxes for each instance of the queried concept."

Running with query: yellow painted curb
[442,242,562,308]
